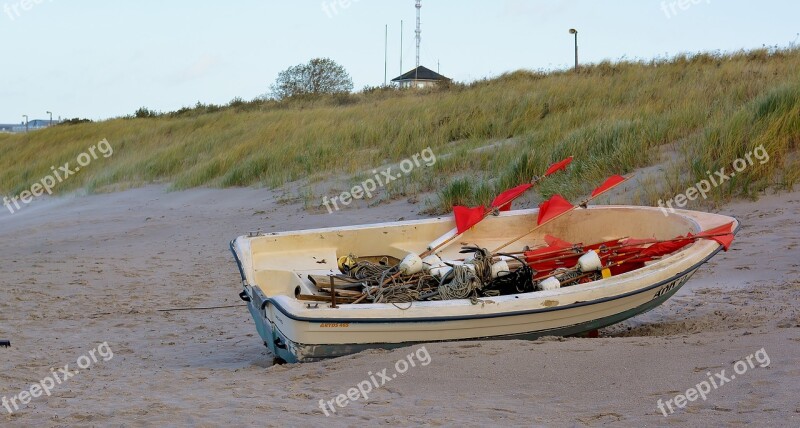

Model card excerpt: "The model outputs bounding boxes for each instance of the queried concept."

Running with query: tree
[270,58,354,100]
[134,107,159,118]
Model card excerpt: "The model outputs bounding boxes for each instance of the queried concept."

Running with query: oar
[421,156,574,259]
[491,175,634,254]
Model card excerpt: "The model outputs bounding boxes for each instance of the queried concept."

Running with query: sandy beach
[1,185,798,427]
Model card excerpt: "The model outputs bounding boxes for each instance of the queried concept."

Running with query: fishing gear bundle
[481,254,536,296]
[324,166,736,306]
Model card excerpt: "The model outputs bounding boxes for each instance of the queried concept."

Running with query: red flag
[453,205,488,234]
[586,238,626,252]
[695,222,735,251]
[612,245,650,258]
[524,245,573,260]
[622,238,658,246]
[634,236,695,261]
[537,195,575,225]
[531,256,582,277]
[591,175,627,197]
[712,235,734,251]
[491,183,533,212]
[523,235,575,259]
[544,156,574,177]
[609,262,646,276]
[544,235,573,248]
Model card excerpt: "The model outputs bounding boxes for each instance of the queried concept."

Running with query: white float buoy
[539,277,561,291]
[490,260,510,278]
[578,250,603,272]
[430,265,453,279]
[399,253,424,275]
[421,255,443,273]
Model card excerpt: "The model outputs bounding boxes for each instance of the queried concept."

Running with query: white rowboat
[230,206,737,363]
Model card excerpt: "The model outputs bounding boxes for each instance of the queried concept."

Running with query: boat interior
[242,207,702,299]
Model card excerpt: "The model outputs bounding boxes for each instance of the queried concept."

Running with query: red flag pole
[420,156,573,259]
[371,157,574,290]
[491,175,634,254]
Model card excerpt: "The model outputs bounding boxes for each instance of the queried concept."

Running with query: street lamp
[22,115,28,133]
[46,111,52,127]
[569,28,578,71]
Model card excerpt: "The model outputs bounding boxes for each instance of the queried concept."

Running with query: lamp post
[46,111,52,127]
[569,28,579,71]
[22,114,28,133]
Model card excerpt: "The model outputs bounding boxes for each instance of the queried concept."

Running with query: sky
[1,0,798,122]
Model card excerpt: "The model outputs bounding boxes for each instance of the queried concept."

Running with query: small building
[27,119,53,128]
[391,66,450,89]
[0,119,55,133]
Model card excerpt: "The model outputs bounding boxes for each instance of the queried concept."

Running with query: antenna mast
[384,24,388,86]
[415,0,421,69]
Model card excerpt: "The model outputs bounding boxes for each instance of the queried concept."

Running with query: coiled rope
[484,254,535,295]
[435,246,496,302]
[464,246,493,284]
[348,258,395,283]
[438,264,481,301]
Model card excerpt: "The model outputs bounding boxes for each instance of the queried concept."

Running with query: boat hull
[244,257,706,363]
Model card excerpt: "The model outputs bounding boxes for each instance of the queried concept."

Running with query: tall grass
[1,48,798,213]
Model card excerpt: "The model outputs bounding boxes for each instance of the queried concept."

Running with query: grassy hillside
[1,48,798,213]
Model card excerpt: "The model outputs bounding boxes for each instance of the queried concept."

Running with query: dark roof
[391,66,449,82]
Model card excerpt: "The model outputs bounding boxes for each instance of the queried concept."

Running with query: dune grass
[1,48,798,213]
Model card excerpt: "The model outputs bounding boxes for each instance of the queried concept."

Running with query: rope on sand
[156,304,247,312]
